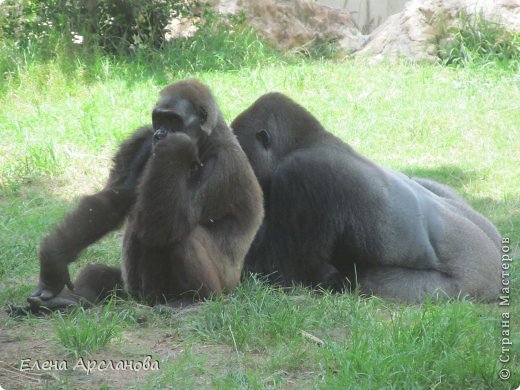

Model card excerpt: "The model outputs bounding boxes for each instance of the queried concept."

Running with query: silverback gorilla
[231,93,501,303]
[26,80,263,312]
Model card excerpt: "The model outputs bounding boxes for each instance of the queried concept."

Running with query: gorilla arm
[134,130,244,246]
[244,154,350,290]
[33,126,154,300]
[133,132,199,246]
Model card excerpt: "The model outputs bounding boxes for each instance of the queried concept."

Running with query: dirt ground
[0,308,234,389]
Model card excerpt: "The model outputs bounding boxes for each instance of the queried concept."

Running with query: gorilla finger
[27,296,52,313]
[30,288,43,297]
[66,280,75,291]
[39,289,57,300]
[27,296,78,312]
[27,296,43,305]
[153,129,168,141]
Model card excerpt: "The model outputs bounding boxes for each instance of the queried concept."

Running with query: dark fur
[231,92,501,302]
[28,80,263,311]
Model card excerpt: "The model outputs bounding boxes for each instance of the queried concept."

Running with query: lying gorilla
[231,92,501,303]
[20,80,263,313]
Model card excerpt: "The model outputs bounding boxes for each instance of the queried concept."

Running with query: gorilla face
[152,97,207,145]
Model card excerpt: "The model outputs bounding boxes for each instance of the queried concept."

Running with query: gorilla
[231,92,501,303]
[23,79,263,312]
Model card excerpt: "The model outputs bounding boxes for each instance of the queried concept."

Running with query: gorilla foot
[27,295,80,313]
[5,296,79,317]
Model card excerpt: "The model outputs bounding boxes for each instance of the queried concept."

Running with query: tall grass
[54,298,129,358]
[439,12,520,69]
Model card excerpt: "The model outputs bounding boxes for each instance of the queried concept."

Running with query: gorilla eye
[162,116,183,132]
[256,129,271,149]
[153,108,183,132]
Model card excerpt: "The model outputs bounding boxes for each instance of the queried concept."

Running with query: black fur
[231,93,501,302]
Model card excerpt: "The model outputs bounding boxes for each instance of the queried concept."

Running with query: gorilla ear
[198,103,217,136]
[256,129,271,149]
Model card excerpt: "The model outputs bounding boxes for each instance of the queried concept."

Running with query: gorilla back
[231,92,500,303]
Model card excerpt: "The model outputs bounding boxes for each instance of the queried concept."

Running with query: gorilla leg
[447,201,501,246]
[358,266,460,303]
[360,209,500,303]
[413,177,500,246]
[123,227,228,306]
[72,264,124,303]
[165,227,226,305]
[27,264,124,311]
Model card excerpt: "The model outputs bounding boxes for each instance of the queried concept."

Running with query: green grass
[172,280,505,388]
[54,298,127,358]
[439,12,520,69]
[0,56,518,389]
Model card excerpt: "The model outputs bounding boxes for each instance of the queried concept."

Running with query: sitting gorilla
[21,79,263,313]
[231,92,501,303]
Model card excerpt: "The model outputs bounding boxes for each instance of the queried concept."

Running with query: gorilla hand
[13,259,77,315]
[31,257,74,301]
[152,132,201,167]
[153,128,168,145]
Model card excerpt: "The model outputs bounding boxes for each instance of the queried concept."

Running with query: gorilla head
[232,92,323,191]
[152,79,219,144]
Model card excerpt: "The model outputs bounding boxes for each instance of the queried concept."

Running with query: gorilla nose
[154,128,168,141]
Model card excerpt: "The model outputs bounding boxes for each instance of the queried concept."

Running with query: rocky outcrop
[356,0,520,62]
[211,0,366,52]
[168,0,519,62]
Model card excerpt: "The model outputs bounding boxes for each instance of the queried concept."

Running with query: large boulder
[212,0,365,52]
[356,0,520,62]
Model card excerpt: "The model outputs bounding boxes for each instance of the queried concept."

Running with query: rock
[209,0,365,53]
[356,0,520,62]
[165,16,201,41]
